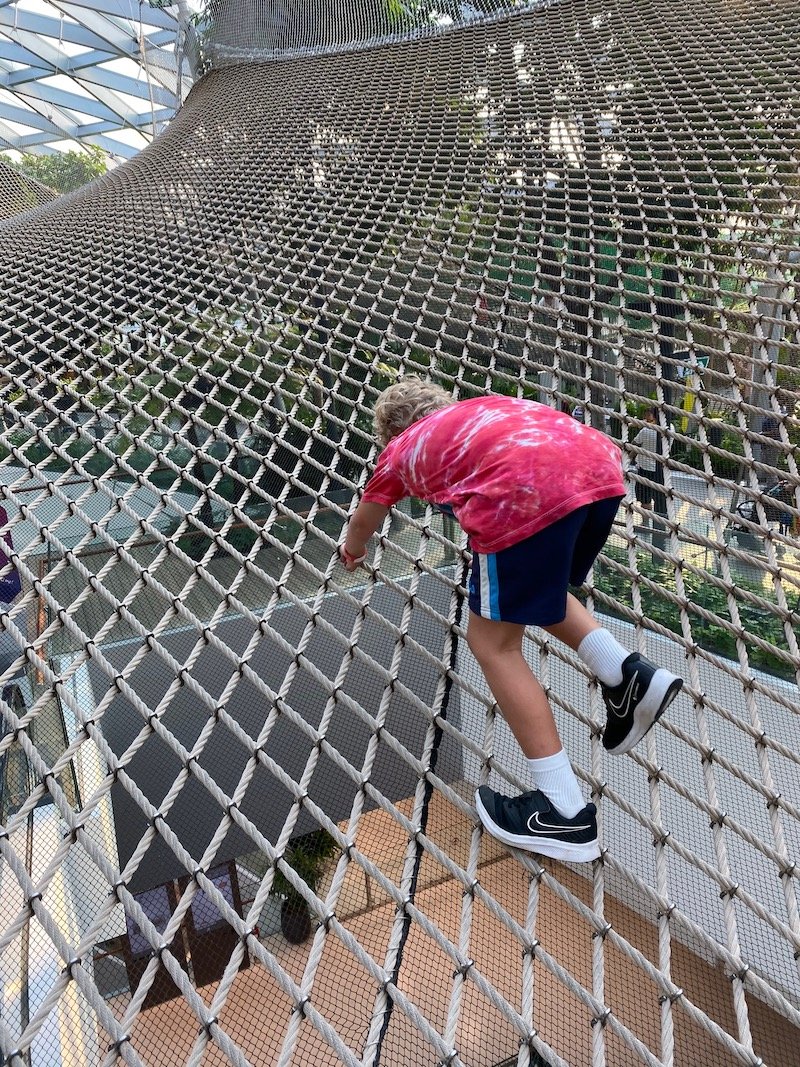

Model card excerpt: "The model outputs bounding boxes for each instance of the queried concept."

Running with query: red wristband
[341,546,367,565]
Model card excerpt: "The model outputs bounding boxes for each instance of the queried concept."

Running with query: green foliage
[386,0,499,23]
[10,146,108,194]
[673,418,746,479]
[272,829,338,906]
[591,544,797,681]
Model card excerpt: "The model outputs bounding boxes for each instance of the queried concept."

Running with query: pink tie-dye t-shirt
[361,395,625,554]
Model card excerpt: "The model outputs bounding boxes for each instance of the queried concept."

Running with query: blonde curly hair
[373,377,454,446]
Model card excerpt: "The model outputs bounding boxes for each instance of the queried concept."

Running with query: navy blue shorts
[468,496,622,626]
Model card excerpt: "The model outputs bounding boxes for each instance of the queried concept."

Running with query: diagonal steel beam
[54,0,178,33]
[0,39,55,72]
[2,127,144,156]
[0,97,65,135]
[3,59,178,107]
[0,8,124,53]
[0,27,146,127]
[0,1,186,155]
[49,1,172,60]
[12,81,134,125]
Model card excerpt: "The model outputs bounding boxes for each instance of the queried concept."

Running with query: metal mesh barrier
[0,159,55,220]
[0,1,799,1064]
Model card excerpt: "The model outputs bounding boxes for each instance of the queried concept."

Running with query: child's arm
[341,501,390,570]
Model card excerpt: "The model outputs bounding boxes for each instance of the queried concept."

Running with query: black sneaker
[602,653,683,755]
[475,786,600,863]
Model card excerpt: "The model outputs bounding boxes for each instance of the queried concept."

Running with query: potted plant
[272,829,338,944]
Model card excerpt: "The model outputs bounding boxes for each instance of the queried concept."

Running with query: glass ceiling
[0,0,192,159]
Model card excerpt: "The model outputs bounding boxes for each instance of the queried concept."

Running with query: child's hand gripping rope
[339,545,367,571]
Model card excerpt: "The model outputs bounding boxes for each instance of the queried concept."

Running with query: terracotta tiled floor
[107,790,798,1067]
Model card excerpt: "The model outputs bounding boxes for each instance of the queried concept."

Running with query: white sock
[577,628,630,686]
[527,749,585,818]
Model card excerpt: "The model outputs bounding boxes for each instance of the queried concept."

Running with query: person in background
[632,407,668,522]
[0,504,24,684]
[341,378,683,863]
[760,413,781,482]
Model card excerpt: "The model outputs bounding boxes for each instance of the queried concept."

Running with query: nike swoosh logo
[526,812,592,835]
[607,671,640,719]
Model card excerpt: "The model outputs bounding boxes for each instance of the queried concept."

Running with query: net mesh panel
[0,160,56,220]
[0,0,799,1064]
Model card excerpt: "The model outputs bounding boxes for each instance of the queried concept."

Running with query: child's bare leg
[466,612,561,757]
[467,611,586,817]
[542,593,600,652]
[544,592,628,685]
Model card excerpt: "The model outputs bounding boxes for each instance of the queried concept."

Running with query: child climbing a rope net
[341,377,683,863]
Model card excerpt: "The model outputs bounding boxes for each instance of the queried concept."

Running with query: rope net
[0,0,799,1064]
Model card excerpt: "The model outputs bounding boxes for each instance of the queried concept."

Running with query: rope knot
[293,996,310,1017]
[658,986,683,1004]
[591,1007,612,1029]
[592,922,613,941]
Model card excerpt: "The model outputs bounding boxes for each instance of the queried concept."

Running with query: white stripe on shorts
[479,554,492,618]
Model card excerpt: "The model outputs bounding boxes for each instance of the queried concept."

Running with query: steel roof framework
[0,0,191,159]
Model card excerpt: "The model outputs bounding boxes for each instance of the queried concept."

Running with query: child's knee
[466,623,486,662]
[467,617,518,663]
